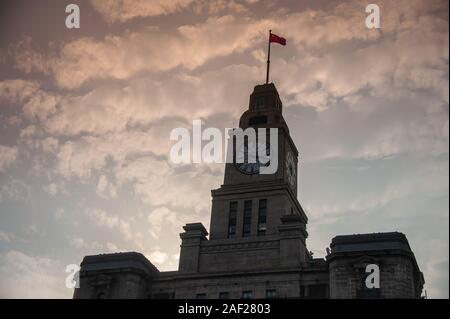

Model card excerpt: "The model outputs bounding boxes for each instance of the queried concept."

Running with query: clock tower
[223,83,299,195]
[195,83,310,272]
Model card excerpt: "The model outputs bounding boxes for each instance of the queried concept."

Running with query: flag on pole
[269,33,287,46]
[266,30,286,83]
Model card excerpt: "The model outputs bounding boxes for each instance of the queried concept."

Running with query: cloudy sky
[0,0,448,298]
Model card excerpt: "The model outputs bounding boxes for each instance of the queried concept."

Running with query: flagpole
[266,29,271,84]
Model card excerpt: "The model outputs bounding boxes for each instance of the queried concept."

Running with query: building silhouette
[73,83,424,299]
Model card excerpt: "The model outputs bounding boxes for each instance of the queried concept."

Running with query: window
[218,292,229,299]
[228,202,237,238]
[300,285,328,298]
[300,286,306,298]
[308,284,328,298]
[196,293,206,299]
[254,97,265,110]
[276,99,282,111]
[241,291,253,299]
[242,200,252,237]
[257,199,267,236]
[266,289,276,299]
[249,115,267,126]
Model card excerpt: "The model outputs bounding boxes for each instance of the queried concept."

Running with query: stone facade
[328,232,424,299]
[73,84,424,299]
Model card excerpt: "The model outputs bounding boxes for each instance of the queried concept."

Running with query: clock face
[286,151,297,188]
[235,140,271,175]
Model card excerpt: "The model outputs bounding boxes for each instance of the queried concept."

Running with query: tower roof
[248,83,283,113]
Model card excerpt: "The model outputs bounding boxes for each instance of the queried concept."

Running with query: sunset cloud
[89,0,195,23]
[0,145,18,172]
[0,250,70,299]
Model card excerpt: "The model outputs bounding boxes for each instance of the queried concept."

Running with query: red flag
[269,33,286,46]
